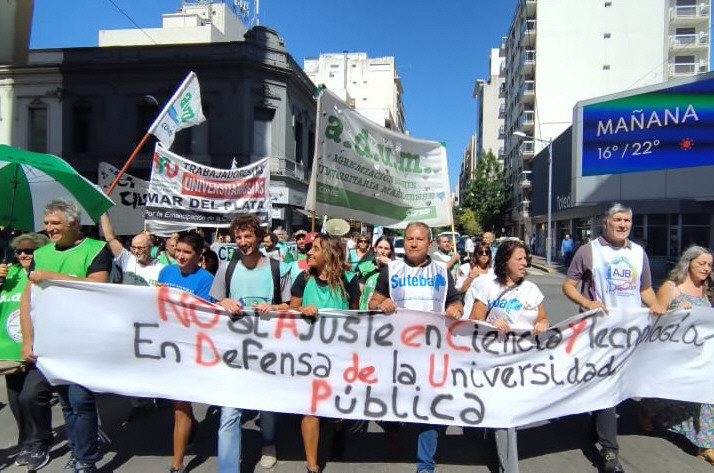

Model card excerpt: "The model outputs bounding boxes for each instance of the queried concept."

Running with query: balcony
[499,103,506,118]
[519,140,535,159]
[520,19,536,46]
[519,179,532,190]
[520,80,535,102]
[499,36,507,57]
[670,3,710,22]
[498,147,505,159]
[524,0,536,17]
[522,49,536,74]
[669,32,709,48]
[499,61,507,77]
[499,82,506,98]
[669,60,709,76]
[498,125,505,138]
[270,156,307,181]
[518,110,535,132]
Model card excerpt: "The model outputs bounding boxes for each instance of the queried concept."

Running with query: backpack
[224,252,283,304]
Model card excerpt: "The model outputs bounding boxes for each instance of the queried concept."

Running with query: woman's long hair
[373,236,395,261]
[306,234,351,297]
[668,245,714,301]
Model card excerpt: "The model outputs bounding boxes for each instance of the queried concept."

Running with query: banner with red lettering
[32,281,714,428]
[144,145,270,228]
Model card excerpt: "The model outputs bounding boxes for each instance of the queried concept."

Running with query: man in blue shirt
[158,232,214,473]
[560,232,576,270]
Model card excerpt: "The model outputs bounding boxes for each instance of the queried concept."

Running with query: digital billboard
[580,76,714,176]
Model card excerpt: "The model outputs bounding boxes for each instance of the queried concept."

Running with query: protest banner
[33,281,714,428]
[0,266,24,360]
[98,162,149,235]
[305,89,452,229]
[145,145,270,228]
[210,242,237,263]
[148,71,206,149]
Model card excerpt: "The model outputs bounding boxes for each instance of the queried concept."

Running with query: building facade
[500,0,711,238]
[529,72,714,279]
[475,48,505,162]
[303,53,406,133]
[460,48,506,202]
[0,25,317,233]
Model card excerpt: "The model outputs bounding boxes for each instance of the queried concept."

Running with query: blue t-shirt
[158,264,215,302]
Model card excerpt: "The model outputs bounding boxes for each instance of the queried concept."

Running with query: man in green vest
[20,199,112,473]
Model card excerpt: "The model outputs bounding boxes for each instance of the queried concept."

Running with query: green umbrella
[0,145,114,231]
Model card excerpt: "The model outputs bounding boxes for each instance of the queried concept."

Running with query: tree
[454,207,482,236]
[462,150,505,232]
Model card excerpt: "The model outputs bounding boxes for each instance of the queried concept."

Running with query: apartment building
[303,53,406,133]
[458,134,478,199]
[461,48,506,199]
[500,0,711,238]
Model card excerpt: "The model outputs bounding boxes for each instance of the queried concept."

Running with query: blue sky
[30,0,518,191]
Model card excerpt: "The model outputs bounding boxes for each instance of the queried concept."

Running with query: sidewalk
[529,254,566,274]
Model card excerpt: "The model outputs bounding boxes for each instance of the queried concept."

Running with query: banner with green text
[306,89,452,228]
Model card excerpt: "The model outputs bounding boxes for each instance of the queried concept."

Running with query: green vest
[34,238,106,277]
[159,252,177,265]
[302,272,355,310]
[0,264,27,360]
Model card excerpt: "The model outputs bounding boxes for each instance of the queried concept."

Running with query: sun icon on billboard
[680,137,694,151]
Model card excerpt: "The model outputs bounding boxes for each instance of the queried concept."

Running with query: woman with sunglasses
[458,241,496,315]
[290,233,361,473]
[0,232,53,471]
[348,234,374,272]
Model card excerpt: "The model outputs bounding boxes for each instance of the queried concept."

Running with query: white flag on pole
[148,71,206,148]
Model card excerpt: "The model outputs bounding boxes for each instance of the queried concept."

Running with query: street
[0,268,711,472]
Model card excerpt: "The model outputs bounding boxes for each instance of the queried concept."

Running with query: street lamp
[513,131,553,267]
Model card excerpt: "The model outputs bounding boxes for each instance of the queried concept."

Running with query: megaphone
[324,218,350,237]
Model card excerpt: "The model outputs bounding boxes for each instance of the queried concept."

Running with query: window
[72,105,92,153]
[28,102,48,153]
[253,107,275,157]
[647,214,667,256]
[681,213,710,249]
[604,1,612,6]
[603,32,611,38]
[603,65,611,70]
[674,55,696,74]
[294,119,303,164]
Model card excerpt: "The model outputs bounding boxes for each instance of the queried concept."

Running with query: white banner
[210,242,237,263]
[33,281,714,428]
[148,71,206,148]
[98,162,148,235]
[305,89,452,229]
[145,145,270,228]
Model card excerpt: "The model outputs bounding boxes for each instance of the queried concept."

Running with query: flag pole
[106,132,151,196]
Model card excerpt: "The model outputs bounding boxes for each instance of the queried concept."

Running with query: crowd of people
[0,199,713,473]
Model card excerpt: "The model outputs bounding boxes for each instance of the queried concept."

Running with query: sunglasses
[476,250,490,256]
[16,248,35,256]
[358,239,369,243]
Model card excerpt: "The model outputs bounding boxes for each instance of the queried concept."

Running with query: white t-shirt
[464,238,475,254]
[455,263,495,290]
[115,248,164,286]
[476,279,544,330]
[462,269,496,316]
